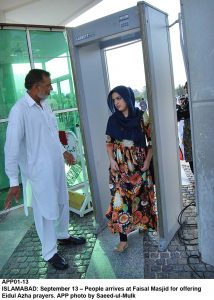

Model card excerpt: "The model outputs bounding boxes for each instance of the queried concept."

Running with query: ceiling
[0,0,102,26]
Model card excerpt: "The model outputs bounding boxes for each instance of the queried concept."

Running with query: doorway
[105,40,145,91]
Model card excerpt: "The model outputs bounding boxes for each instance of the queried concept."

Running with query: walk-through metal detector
[67,1,182,251]
[181,0,214,267]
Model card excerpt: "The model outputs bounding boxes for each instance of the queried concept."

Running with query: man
[176,82,194,174]
[4,69,86,270]
[139,97,148,112]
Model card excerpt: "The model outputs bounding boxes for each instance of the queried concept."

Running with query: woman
[105,85,157,252]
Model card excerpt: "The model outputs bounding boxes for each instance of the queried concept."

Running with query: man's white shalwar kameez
[5,93,70,260]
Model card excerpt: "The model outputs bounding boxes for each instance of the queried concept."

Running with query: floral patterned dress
[105,112,158,235]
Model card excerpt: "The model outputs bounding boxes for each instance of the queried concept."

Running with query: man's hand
[63,151,75,166]
[5,186,20,210]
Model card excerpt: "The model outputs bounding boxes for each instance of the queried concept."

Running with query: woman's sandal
[114,242,128,252]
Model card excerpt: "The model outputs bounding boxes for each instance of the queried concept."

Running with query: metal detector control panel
[72,6,140,47]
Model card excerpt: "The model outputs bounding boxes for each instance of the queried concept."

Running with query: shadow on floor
[0,206,34,271]
[86,228,145,279]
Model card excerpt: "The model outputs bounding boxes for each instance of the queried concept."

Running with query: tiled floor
[0,211,96,279]
[1,163,214,279]
[143,164,214,279]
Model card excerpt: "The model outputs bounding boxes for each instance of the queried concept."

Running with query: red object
[179,146,183,160]
[59,131,68,145]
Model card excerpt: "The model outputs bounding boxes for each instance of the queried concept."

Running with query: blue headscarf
[106,85,146,147]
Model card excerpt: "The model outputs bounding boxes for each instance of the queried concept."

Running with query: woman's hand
[110,159,119,176]
[142,148,152,172]
[141,159,150,172]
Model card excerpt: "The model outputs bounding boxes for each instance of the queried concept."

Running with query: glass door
[0,28,88,212]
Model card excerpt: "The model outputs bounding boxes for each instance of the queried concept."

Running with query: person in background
[139,97,148,112]
[4,69,86,270]
[177,96,185,161]
[176,82,194,174]
[139,97,155,184]
[105,85,157,252]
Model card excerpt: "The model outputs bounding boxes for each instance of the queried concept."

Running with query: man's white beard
[38,93,48,100]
